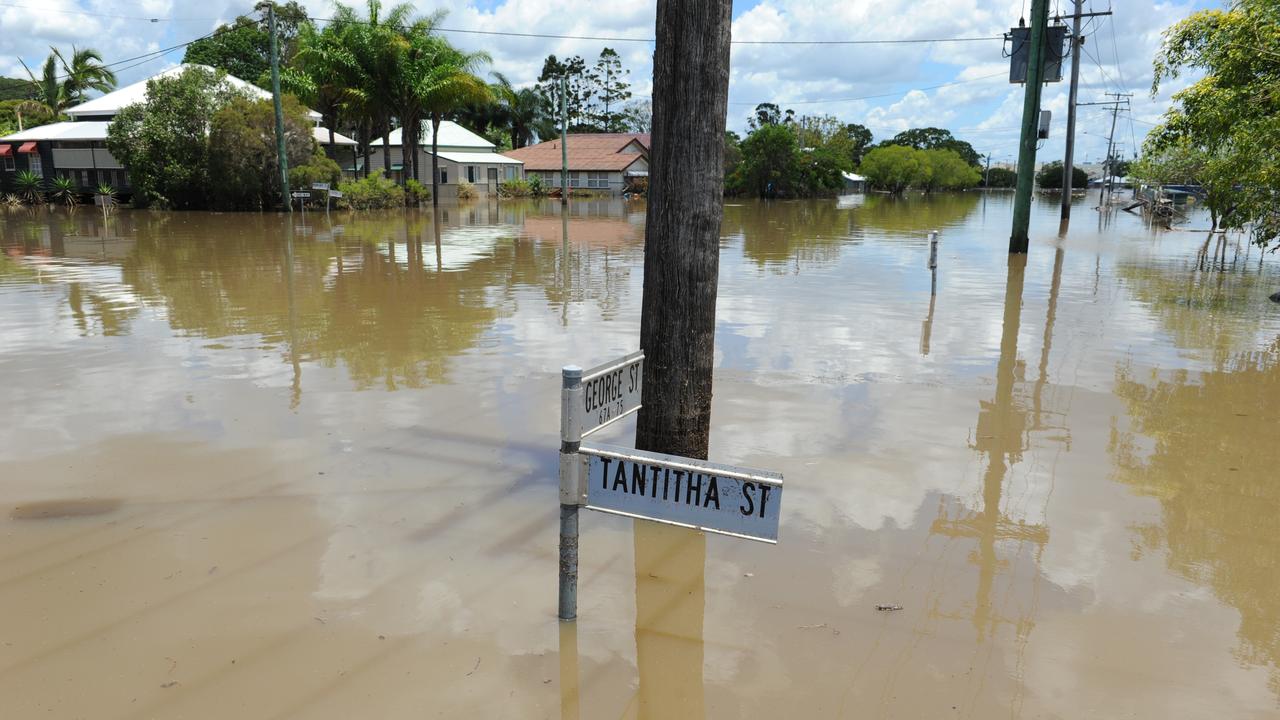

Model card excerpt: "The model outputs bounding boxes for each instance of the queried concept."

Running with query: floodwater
[1,193,1278,719]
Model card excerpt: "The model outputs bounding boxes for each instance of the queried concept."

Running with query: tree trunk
[408,117,419,184]
[635,0,731,460]
[382,118,392,177]
[431,112,441,208]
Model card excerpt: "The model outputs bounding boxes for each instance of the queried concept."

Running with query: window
[570,171,581,187]
[5,155,17,171]
[439,167,449,184]
[81,170,91,187]
[122,171,131,187]
[28,154,42,176]
[587,172,609,189]
[505,165,516,180]
[466,165,476,183]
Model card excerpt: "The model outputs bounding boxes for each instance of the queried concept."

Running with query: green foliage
[336,173,404,210]
[1036,161,1090,189]
[527,174,545,196]
[983,167,1018,188]
[106,67,235,209]
[497,178,533,197]
[404,178,432,205]
[859,145,930,194]
[208,93,314,210]
[724,130,743,176]
[13,170,45,203]
[730,123,799,197]
[456,180,477,200]
[289,149,343,192]
[922,149,981,191]
[886,127,981,167]
[0,99,53,136]
[182,2,309,88]
[15,45,117,119]
[534,48,635,133]
[794,115,871,168]
[49,176,78,206]
[1147,0,1280,242]
[0,77,33,101]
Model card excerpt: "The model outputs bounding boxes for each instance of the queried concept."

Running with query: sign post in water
[557,350,783,620]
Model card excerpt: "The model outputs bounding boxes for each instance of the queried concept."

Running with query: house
[841,171,867,194]
[0,65,357,197]
[503,133,650,195]
[367,122,523,199]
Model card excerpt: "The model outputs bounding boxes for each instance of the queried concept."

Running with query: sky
[0,0,1223,165]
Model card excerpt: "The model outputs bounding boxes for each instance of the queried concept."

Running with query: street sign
[312,182,330,191]
[291,191,311,198]
[329,190,343,199]
[580,443,783,543]
[575,350,643,437]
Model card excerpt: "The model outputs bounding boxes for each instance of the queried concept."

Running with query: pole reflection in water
[633,522,706,719]
[284,218,302,409]
[931,253,1049,641]
[559,620,580,720]
[432,207,443,272]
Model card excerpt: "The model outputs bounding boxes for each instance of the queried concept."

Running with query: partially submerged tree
[208,94,314,209]
[1036,160,1089,190]
[860,145,930,194]
[1147,0,1280,244]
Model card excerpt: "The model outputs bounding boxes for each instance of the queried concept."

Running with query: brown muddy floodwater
[1,193,1279,719]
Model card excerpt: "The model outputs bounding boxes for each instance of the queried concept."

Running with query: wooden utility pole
[560,76,569,205]
[263,1,291,212]
[636,0,731,459]
[1098,93,1130,207]
[1009,0,1050,253]
[1060,0,1084,221]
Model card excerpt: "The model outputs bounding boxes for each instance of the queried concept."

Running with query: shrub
[50,176,78,206]
[335,173,404,210]
[13,170,44,204]
[982,167,1018,188]
[527,174,545,196]
[456,180,477,200]
[405,178,432,206]
[289,149,343,194]
[626,177,648,196]
[1036,161,1089,190]
[498,178,532,197]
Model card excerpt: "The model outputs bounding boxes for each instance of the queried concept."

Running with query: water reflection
[633,522,706,719]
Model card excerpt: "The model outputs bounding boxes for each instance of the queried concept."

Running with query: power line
[0,1,210,22]
[729,72,1007,106]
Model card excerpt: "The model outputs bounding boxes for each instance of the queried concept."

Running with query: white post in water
[558,365,584,620]
[928,230,939,296]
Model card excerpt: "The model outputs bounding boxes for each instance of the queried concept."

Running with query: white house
[0,65,356,196]
[368,121,523,199]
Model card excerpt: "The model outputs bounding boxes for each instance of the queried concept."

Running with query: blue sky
[1,0,1223,164]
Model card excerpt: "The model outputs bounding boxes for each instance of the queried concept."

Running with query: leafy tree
[748,102,783,130]
[0,99,52,136]
[106,67,236,209]
[796,147,847,196]
[0,77,33,101]
[888,127,981,167]
[182,2,309,87]
[537,54,594,131]
[415,37,491,205]
[982,167,1018,188]
[923,149,980,191]
[732,122,799,198]
[1036,160,1089,189]
[1148,0,1280,242]
[621,99,651,132]
[17,54,68,118]
[208,94,314,209]
[724,130,742,176]
[489,73,545,148]
[793,115,873,170]
[860,144,930,194]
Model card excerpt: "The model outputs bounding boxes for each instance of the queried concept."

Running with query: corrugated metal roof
[0,121,112,142]
[437,151,522,165]
[64,65,322,120]
[503,133,650,171]
[369,122,494,149]
[313,127,357,146]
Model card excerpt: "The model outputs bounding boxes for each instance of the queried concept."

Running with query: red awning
[0,145,11,157]
[18,142,37,154]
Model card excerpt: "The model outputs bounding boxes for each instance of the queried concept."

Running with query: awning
[18,142,38,154]
[0,145,11,157]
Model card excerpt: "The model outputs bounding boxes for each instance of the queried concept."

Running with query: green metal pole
[560,76,568,206]
[267,3,291,212]
[1009,0,1050,253]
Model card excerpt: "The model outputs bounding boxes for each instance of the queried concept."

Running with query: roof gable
[64,65,321,121]
[502,133,651,171]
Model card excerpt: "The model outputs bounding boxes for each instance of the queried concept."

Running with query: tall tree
[55,47,117,105]
[490,73,544,148]
[887,126,981,167]
[17,55,66,118]
[182,2,308,87]
[415,37,490,203]
[589,48,632,131]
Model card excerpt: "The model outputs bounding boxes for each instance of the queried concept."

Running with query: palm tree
[17,55,67,119]
[56,46,117,105]
[415,37,490,206]
[491,73,544,149]
[285,21,364,173]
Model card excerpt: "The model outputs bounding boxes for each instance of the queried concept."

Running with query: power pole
[1009,0,1050,254]
[1098,93,1130,208]
[560,76,569,206]
[1059,0,1084,221]
[263,2,291,212]
[984,153,992,188]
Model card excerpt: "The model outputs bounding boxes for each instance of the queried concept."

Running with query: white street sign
[580,443,782,543]
[291,191,311,198]
[312,182,330,191]
[329,190,344,198]
[576,350,643,437]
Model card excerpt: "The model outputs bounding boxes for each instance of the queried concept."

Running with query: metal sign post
[556,349,783,620]
[313,183,331,212]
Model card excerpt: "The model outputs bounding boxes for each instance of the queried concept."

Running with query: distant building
[368,123,523,199]
[503,133,650,195]
[841,171,867,193]
[0,65,356,196]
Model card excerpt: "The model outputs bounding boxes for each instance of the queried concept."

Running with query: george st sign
[574,350,643,437]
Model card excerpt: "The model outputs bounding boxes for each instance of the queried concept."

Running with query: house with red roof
[503,133,649,195]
